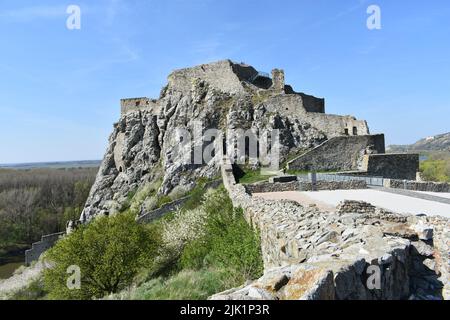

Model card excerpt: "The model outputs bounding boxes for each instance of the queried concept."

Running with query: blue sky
[0,0,449,164]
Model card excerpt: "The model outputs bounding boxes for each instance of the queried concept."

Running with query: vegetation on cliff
[35,186,262,300]
[127,186,263,300]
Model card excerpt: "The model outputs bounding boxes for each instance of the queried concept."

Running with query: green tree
[420,159,449,182]
[44,212,160,299]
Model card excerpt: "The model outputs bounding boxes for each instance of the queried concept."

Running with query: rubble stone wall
[245,180,366,194]
[287,134,385,172]
[216,159,449,300]
[385,179,450,192]
[365,153,419,180]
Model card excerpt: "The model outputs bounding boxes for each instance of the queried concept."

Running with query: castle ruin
[118,60,419,180]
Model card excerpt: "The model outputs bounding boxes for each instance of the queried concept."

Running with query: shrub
[161,207,208,254]
[180,188,263,282]
[43,212,160,300]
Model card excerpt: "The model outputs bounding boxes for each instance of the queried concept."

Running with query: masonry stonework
[271,69,285,91]
[385,179,450,192]
[364,153,419,180]
[287,134,385,172]
[214,157,449,300]
[244,180,366,194]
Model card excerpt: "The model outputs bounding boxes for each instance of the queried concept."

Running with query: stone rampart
[216,158,449,300]
[287,134,385,172]
[25,232,65,266]
[364,153,419,180]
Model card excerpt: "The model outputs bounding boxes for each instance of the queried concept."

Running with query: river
[0,253,25,280]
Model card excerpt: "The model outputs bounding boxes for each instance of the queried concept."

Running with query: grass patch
[8,279,47,300]
[132,268,238,300]
[285,169,340,176]
[237,170,274,184]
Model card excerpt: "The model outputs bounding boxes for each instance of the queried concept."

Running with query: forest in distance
[0,167,97,260]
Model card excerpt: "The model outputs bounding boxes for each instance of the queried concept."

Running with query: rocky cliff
[81,60,368,221]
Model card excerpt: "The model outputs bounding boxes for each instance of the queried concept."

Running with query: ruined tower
[271,69,285,91]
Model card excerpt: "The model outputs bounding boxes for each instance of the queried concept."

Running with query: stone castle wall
[262,94,368,138]
[120,97,159,115]
[168,60,248,95]
[363,153,419,180]
[298,92,325,113]
[287,134,385,172]
[304,113,369,138]
[217,158,448,300]
[25,232,65,266]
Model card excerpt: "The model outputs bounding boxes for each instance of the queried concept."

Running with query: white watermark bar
[171,121,280,174]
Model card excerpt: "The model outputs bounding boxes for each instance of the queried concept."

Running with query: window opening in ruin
[353,127,358,135]
[222,137,227,155]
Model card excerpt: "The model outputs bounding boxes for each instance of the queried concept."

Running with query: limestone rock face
[81,60,332,221]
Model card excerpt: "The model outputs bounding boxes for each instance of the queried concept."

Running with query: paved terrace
[254,189,450,219]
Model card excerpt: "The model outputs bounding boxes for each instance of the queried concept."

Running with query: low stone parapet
[245,180,366,194]
[385,179,450,192]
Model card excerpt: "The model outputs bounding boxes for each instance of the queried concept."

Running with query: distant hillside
[388,132,450,152]
[0,160,101,170]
